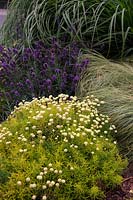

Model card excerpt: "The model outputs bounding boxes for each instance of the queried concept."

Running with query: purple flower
[13,48,18,54]
[10,82,14,87]
[51,75,57,81]
[47,85,52,91]
[17,82,24,88]
[43,63,48,69]
[25,79,31,85]
[55,68,61,73]
[46,79,52,85]
[14,90,20,97]
[73,75,80,83]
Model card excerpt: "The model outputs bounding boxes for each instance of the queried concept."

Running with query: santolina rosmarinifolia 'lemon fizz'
[0,94,127,199]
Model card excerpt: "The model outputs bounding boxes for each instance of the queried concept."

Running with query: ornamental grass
[76,53,133,162]
[1,0,133,57]
[0,94,127,200]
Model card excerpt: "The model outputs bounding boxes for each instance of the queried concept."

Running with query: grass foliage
[1,0,133,57]
[76,53,133,161]
[0,94,127,199]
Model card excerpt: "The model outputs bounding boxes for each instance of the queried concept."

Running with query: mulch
[106,163,133,200]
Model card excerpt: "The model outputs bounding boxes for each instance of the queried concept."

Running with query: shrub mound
[76,54,133,162]
[0,94,127,200]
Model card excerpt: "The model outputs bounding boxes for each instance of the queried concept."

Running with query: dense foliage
[0,41,89,121]
[0,94,127,200]
[1,0,133,57]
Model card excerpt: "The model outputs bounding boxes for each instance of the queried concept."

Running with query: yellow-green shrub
[0,94,127,200]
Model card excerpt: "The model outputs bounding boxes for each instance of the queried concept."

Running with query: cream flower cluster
[16,162,66,200]
[0,94,118,199]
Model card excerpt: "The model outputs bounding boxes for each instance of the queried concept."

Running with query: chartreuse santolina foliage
[0,94,127,200]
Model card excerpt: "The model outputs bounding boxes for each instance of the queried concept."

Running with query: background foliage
[1,0,133,57]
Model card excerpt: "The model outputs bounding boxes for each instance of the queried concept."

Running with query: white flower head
[84,141,88,146]
[54,170,58,174]
[26,177,30,182]
[55,183,60,187]
[32,195,36,200]
[42,195,47,200]
[49,168,54,172]
[48,163,52,167]
[61,179,66,183]
[17,181,22,186]
[37,175,43,180]
[42,185,47,189]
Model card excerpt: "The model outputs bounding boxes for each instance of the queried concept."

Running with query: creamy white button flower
[48,163,52,167]
[25,127,29,131]
[54,169,58,174]
[6,141,11,144]
[30,183,36,188]
[32,126,36,130]
[42,185,47,189]
[49,168,54,172]
[37,130,42,134]
[70,167,74,170]
[104,131,108,134]
[55,183,60,187]
[26,177,30,182]
[61,179,66,183]
[58,178,62,182]
[40,172,44,176]
[37,175,43,180]
[17,181,22,186]
[42,195,47,200]
[46,180,50,185]
[32,195,36,200]
[22,138,27,142]
[19,149,23,153]
[84,141,88,146]
[59,170,62,174]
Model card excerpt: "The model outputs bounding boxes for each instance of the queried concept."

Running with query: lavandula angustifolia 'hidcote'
[0,40,89,121]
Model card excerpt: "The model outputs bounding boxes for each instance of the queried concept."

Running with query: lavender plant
[0,40,89,121]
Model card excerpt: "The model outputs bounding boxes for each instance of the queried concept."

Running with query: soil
[106,163,133,200]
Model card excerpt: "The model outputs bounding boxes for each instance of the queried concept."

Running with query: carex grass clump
[0,94,127,200]
[76,53,133,162]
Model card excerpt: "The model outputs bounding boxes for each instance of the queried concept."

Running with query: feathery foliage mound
[0,94,127,200]
[1,0,133,57]
[76,54,133,161]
